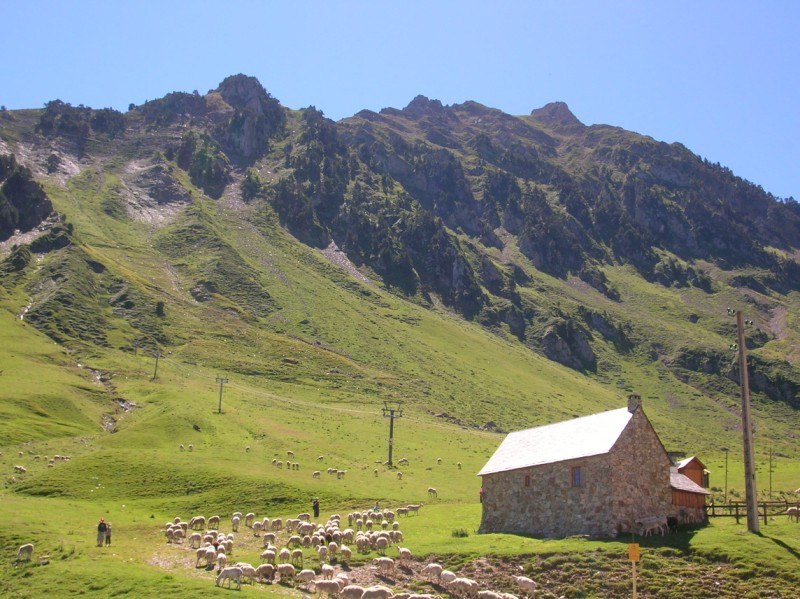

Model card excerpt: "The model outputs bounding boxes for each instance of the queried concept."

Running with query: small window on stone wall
[524,475,531,487]
[571,466,583,487]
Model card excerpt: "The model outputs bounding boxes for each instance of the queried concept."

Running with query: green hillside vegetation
[0,76,799,597]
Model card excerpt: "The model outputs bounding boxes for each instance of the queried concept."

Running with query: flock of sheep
[162,502,540,598]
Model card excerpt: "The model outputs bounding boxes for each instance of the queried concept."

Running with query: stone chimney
[627,393,641,413]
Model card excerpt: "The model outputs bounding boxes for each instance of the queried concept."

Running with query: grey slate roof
[478,407,633,476]
[670,469,711,494]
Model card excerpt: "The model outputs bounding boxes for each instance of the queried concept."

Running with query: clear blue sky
[3,1,798,200]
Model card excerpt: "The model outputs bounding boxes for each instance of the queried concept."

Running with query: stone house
[477,394,673,538]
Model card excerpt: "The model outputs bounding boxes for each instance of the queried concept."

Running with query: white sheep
[216,566,243,589]
[231,515,240,532]
[341,584,366,599]
[428,487,438,499]
[421,562,443,582]
[207,515,220,529]
[374,469,379,477]
[362,585,394,599]
[261,549,277,564]
[340,544,352,565]
[291,548,304,566]
[313,470,321,478]
[317,545,329,562]
[16,543,33,562]
[287,450,295,458]
[321,563,335,580]
[256,563,276,581]
[188,532,202,548]
[245,512,255,527]
[407,503,423,515]
[512,575,538,596]
[315,579,344,597]
[448,577,479,597]
[397,471,403,480]
[373,556,394,574]
[478,591,504,599]
[374,536,389,555]
[236,562,257,584]
[457,462,462,469]
[216,552,228,571]
[187,444,193,452]
[397,547,412,562]
[179,444,184,451]
[398,458,409,465]
[440,570,457,584]
[297,568,316,589]
[277,562,296,581]
[279,547,291,563]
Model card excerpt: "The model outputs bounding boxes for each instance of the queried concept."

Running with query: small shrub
[451,528,469,538]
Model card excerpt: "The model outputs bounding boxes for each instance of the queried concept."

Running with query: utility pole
[216,375,229,414]
[382,400,404,467]
[722,447,729,502]
[151,350,161,381]
[729,308,759,533]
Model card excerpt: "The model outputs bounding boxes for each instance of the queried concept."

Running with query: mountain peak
[530,101,583,128]
[402,95,445,116]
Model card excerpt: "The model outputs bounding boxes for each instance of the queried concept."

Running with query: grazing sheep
[187,444,193,452]
[204,546,218,567]
[448,577,479,597]
[321,563,335,580]
[245,512,256,527]
[279,547,291,563]
[188,532,202,548]
[277,562,296,582]
[786,506,800,522]
[16,543,33,562]
[263,532,277,546]
[440,570,457,584]
[207,515,220,529]
[457,462,462,469]
[397,458,409,465]
[253,521,264,535]
[374,469,379,477]
[436,458,442,465]
[291,548,304,566]
[217,552,228,571]
[189,515,205,530]
[374,537,389,555]
[396,507,409,517]
[297,568,316,589]
[397,547,412,562]
[478,591,504,599]
[427,487,438,499]
[216,566,243,589]
[231,515,241,532]
[313,470,322,478]
[318,455,325,461]
[318,545,329,562]
[373,556,395,575]
[421,562,443,582]
[407,504,423,515]
[235,562,257,584]
[261,549,277,564]
[271,518,283,531]
[245,446,251,453]
[287,450,295,458]
[316,579,345,597]
[179,444,184,451]
[362,585,394,599]
[255,562,275,581]
[340,544,352,565]
[390,530,404,543]
[512,575,538,596]
[397,472,403,480]
[341,584,366,599]
[298,512,311,522]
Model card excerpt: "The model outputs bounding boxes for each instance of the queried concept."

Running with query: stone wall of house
[478,406,673,538]
[478,453,614,538]
[606,408,673,535]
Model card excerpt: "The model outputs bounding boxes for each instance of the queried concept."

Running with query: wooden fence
[706,500,799,524]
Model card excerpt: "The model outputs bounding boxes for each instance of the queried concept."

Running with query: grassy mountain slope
[0,77,799,597]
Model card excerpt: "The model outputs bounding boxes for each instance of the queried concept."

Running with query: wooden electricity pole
[216,375,229,414]
[151,350,161,380]
[733,309,759,533]
[382,401,404,467]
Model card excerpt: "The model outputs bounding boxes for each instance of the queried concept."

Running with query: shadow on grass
[757,531,800,560]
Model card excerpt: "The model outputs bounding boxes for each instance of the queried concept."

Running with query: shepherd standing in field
[96,518,108,547]
[312,497,320,519]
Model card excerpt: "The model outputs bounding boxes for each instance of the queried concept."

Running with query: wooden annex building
[477,394,706,538]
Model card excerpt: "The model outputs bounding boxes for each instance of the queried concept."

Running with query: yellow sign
[629,543,640,562]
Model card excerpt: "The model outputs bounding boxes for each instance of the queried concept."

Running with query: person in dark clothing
[312,497,320,519]
[97,518,108,547]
